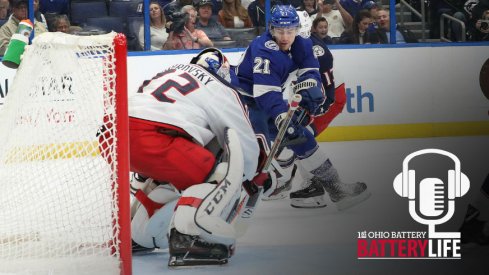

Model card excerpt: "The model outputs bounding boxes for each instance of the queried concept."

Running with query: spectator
[363,0,378,18]
[375,7,417,43]
[241,0,252,8]
[163,5,213,49]
[472,9,489,40]
[218,0,253,28]
[33,0,48,30]
[0,0,48,55]
[340,0,371,17]
[470,0,488,20]
[247,0,280,29]
[311,16,334,44]
[0,0,9,20]
[139,1,169,50]
[298,0,319,19]
[469,0,489,39]
[339,9,379,43]
[247,0,265,27]
[52,14,68,32]
[39,0,68,15]
[196,0,223,16]
[317,0,353,40]
[430,0,471,41]
[51,14,81,34]
[195,0,231,40]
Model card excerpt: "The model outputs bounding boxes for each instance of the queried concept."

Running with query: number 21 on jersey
[253,57,270,74]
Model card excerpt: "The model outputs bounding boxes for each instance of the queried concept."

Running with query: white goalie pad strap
[131,185,180,249]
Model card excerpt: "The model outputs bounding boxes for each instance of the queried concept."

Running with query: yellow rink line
[4,141,100,163]
[3,121,489,163]
[317,121,489,142]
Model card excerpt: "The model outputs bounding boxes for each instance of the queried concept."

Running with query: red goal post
[0,32,131,275]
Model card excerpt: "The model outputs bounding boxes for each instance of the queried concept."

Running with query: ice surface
[134,137,489,275]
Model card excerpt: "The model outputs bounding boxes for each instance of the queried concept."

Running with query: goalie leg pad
[131,185,180,250]
[173,128,244,244]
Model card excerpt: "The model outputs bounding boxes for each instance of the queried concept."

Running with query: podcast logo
[357,149,470,259]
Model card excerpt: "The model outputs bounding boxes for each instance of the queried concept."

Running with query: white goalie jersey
[129,63,259,181]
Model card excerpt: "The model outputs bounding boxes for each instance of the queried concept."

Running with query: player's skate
[289,178,327,208]
[318,160,371,211]
[168,228,234,267]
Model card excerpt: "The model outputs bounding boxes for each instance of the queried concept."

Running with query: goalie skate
[168,228,232,267]
[131,240,155,255]
[289,180,327,208]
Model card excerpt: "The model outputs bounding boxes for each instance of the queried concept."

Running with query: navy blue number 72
[142,69,199,103]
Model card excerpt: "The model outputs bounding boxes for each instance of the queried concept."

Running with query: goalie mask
[191,47,231,83]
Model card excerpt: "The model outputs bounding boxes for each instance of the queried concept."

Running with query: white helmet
[191,47,231,83]
[297,10,312,39]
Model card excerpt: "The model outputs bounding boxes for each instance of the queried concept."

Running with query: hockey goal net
[0,32,131,274]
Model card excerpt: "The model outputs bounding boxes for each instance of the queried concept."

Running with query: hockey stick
[253,93,302,184]
[276,79,316,149]
[233,94,302,237]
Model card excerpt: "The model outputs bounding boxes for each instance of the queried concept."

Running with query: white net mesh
[0,32,124,274]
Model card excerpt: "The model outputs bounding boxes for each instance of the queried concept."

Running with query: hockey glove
[298,85,325,115]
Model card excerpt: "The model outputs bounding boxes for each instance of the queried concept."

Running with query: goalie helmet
[297,10,312,39]
[191,47,231,83]
[270,5,299,29]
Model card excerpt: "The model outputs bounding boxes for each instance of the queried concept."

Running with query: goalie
[128,48,264,266]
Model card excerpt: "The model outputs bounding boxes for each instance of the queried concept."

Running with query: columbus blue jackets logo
[265,40,279,51]
[312,45,325,58]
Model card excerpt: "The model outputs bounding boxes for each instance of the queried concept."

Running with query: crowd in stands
[0,0,487,55]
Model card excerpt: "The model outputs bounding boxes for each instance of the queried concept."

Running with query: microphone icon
[393,149,470,238]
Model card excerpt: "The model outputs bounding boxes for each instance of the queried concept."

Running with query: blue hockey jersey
[236,31,321,120]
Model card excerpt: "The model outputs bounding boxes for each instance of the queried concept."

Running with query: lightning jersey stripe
[253,84,281,97]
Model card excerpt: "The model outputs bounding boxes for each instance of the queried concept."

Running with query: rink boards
[1,43,488,141]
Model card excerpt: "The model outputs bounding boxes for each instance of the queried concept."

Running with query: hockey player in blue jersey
[237,6,370,209]
[285,11,370,210]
